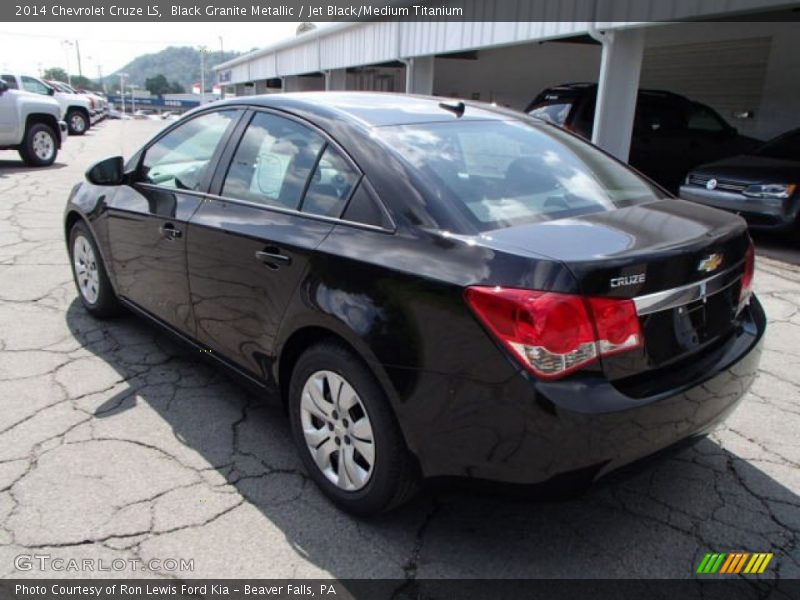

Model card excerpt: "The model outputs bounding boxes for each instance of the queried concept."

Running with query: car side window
[141,110,237,191]
[301,145,360,218]
[1,75,18,89]
[222,112,325,209]
[21,76,49,95]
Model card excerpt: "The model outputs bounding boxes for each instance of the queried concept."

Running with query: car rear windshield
[377,119,662,232]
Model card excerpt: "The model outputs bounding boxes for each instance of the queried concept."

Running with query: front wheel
[68,221,124,318]
[288,342,419,515]
[67,109,88,135]
[18,123,57,167]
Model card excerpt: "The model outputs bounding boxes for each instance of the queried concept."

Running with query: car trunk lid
[481,199,751,379]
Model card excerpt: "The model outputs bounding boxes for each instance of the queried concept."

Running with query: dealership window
[222,112,324,209]
[141,110,237,191]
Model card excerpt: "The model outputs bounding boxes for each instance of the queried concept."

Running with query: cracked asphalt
[0,120,798,581]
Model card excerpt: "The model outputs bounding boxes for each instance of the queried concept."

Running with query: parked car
[64,93,765,515]
[525,83,761,192]
[1,73,92,135]
[680,128,800,232]
[47,80,107,122]
[0,79,67,166]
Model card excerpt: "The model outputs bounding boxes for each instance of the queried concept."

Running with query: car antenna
[438,100,465,118]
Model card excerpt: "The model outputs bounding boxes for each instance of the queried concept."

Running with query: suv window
[527,100,573,126]
[222,112,324,209]
[1,75,18,89]
[301,146,360,217]
[21,76,50,95]
[141,110,237,191]
[636,97,687,133]
[687,103,728,133]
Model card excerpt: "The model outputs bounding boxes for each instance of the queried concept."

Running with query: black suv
[526,83,760,192]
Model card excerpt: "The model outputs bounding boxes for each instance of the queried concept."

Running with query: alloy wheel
[300,370,375,491]
[73,235,100,304]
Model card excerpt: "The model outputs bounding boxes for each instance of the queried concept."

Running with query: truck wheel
[67,109,88,135]
[18,123,58,167]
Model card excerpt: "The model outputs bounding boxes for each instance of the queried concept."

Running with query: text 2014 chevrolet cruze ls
[64,93,765,515]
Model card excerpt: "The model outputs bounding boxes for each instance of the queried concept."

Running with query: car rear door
[105,108,241,334]
[186,109,361,379]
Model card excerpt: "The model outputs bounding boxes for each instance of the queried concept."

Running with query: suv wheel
[288,342,419,515]
[68,221,124,318]
[18,123,57,167]
[67,109,88,135]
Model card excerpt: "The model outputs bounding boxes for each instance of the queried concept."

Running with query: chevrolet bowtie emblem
[698,253,724,273]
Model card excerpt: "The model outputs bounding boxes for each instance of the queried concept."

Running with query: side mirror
[86,156,125,186]
[0,80,7,95]
[47,86,55,96]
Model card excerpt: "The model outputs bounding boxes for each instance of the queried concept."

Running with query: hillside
[108,46,240,92]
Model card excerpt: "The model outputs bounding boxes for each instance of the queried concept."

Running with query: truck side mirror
[0,80,8,95]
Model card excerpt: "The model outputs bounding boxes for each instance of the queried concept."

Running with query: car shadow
[63,298,799,580]
[0,160,68,176]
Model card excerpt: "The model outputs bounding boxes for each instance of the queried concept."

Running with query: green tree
[167,80,185,93]
[42,67,68,82]
[144,73,170,96]
[70,75,93,90]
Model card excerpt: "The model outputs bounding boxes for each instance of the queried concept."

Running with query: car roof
[212,92,515,128]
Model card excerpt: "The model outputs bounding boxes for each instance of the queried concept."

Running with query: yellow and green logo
[696,552,773,574]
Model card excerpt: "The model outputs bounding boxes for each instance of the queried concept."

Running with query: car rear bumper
[398,296,766,485]
[679,185,799,231]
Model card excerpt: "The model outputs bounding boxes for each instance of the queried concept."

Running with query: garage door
[640,37,771,137]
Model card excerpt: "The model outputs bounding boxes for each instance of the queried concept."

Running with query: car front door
[186,109,361,379]
[105,109,240,334]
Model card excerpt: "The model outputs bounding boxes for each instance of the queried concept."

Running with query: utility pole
[129,85,136,115]
[75,40,83,77]
[61,40,73,85]
[118,73,127,115]
[198,45,208,104]
[97,65,105,93]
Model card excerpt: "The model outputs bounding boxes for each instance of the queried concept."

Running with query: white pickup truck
[1,73,92,136]
[0,79,68,166]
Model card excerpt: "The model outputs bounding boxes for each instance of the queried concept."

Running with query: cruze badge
[610,274,646,288]
[698,253,723,273]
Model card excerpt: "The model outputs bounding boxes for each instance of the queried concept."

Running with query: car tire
[18,123,58,167]
[288,342,419,515]
[67,109,88,135]
[68,221,124,318]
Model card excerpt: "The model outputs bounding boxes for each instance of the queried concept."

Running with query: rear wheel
[67,109,88,135]
[68,221,123,318]
[18,123,57,167]
[288,342,418,515]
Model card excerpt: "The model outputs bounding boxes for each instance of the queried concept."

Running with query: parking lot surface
[0,121,798,581]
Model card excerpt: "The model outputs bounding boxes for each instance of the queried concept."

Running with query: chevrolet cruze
[64,93,765,515]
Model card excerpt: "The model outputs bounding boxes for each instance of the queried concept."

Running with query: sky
[0,22,318,77]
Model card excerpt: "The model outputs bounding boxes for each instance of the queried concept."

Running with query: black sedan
[680,128,800,232]
[64,93,765,515]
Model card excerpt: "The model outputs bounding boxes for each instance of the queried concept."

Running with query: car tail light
[738,239,755,312]
[465,287,643,380]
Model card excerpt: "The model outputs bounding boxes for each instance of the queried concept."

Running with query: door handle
[255,248,291,268]
[159,223,182,240]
